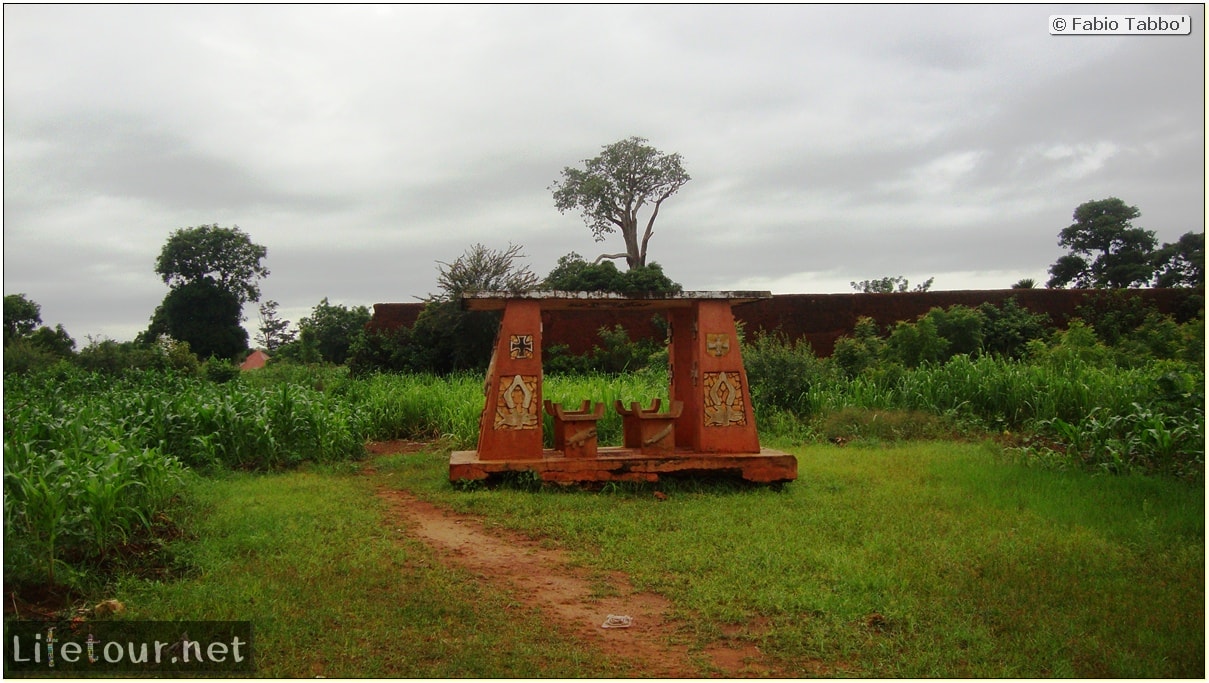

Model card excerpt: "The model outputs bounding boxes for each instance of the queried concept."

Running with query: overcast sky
[4,4,1204,343]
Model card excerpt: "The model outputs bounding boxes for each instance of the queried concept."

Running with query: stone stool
[614,399,684,455]
[544,400,605,459]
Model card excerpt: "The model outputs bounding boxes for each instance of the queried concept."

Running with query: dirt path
[366,443,778,678]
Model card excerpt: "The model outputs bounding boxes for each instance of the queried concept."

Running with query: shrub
[615,262,681,294]
[407,302,498,374]
[1111,309,1205,367]
[1032,319,1114,368]
[978,298,1053,359]
[546,325,664,375]
[542,253,682,294]
[1176,312,1205,368]
[542,253,626,292]
[832,317,885,378]
[743,332,837,415]
[1075,289,1159,346]
[77,339,155,374]
[3,339,64,375]
[885,316,948,368]
[924,304,985,357]
[589,325,663,373]
[348,326,414,377]
[203,357,241,383]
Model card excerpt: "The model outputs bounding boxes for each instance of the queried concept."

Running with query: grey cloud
[9,113,351,215]
[3,4,1203,341]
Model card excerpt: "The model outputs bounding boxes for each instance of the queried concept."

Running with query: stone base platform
[449,447,797,485]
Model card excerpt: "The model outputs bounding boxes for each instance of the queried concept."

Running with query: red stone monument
[449,291,797,484]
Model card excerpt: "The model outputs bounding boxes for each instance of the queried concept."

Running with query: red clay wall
[369,289,1199,357]
[735,289,1196,356]
[366,303,424,333]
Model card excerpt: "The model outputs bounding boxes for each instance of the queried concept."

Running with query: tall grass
[3,435,187,585]
[3,369,365,471]
[892,355,1190,428]
[344,372,484,446]
[337,368,669,448]
[779,353,1197,431]
[742,335,1203,478]
[2,365,671,586]
[5,341,1202,590]
[4,368,364,587]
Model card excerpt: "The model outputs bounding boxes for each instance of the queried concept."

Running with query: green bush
[1112,309,1205,367]
[588,325,664,373]
[203,357,241,383]
[847,302,1044,370]
[743,332,837,415]
[1030,319,1114,368]
[978,298,1053,359]
[545,324,665,375]
[347,301,499,376]
[1075,289,1159,346]
[542,252,682,294]
[924,305,985,357]
[832,317,884,378]
[885,315,948,367]
[542,253,626,292]
[77,339,163,375]
[348,326,414,377]
[3,339,65,375]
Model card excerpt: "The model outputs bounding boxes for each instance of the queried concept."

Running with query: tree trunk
[621,208,643,269]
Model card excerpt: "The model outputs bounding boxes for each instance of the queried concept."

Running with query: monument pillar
[669,300,761,454]
[475,299,543,460]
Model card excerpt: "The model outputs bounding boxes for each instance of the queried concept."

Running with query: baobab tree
[551,136,690,269]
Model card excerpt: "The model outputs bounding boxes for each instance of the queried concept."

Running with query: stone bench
[544,400,605,458]
[614,399,684,455]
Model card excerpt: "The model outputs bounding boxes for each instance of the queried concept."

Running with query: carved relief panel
[494,374,539,430]
[702,371,747,427]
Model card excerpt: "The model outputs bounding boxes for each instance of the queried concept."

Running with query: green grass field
[113,440,1204,678]
[112,470,630,678]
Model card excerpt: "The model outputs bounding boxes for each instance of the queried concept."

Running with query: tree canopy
[424,243,538,370]
[542,252,681,295]
[155,224,269,305]
[551,136,690,270]
[431,243,539,300]
[1152,231,1204,289]
[850,276,934,293]
[1046,199,1204,290]
[294,298,370,366]
[148,278,248,360]
[3,293,76,368]
[1047,198,1157,289]
[4,293,42,345]
[144,224,266,360]
[255,300,296,353]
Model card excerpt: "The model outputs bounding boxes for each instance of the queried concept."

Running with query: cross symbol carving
[706,333,730,357]
[509,334,534,359]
